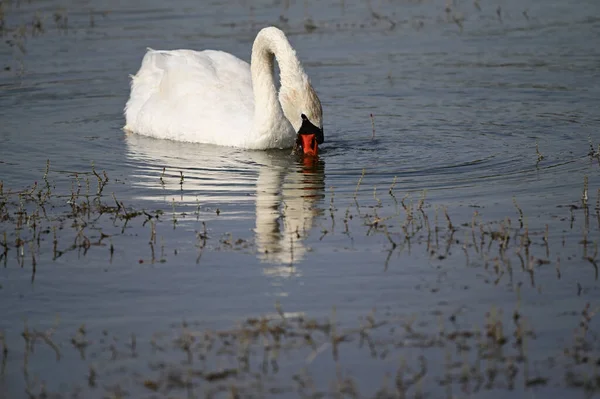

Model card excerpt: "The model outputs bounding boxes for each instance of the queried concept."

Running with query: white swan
[124,26,324,155]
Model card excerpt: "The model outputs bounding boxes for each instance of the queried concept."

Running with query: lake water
[1,0,600,397]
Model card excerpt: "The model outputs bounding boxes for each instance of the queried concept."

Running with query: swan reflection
[124,133,325,271]
[255,154,325,268]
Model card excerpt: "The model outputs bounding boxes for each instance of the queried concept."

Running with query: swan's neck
[250,28,306,140]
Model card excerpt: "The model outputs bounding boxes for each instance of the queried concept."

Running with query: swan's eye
[301,114,308,121]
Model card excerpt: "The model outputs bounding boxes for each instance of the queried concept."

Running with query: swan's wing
[125,49,255,144]
[156,50,251,100]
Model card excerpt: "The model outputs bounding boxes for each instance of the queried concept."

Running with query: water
[1,0,600,397]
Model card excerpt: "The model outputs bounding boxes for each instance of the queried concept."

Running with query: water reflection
[124,133,325,269]
[256,156,325,270]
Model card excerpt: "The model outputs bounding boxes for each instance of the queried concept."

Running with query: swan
[124,26,324,155]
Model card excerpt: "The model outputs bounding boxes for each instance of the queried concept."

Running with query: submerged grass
[0,157,599,397]
[8,301,600,398]
[1,153,598,276]
[0,161,165,275]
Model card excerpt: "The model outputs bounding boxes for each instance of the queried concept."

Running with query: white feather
[124,27,322,150]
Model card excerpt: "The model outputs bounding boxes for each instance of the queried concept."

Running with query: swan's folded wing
[126,48,256,144]
[159,50,253,110]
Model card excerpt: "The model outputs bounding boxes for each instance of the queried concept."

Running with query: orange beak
[300,133,318,156]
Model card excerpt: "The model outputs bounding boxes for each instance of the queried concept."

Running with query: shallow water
[1,0,600,397]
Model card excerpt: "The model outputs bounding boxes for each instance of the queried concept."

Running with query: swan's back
[125,49,255,145]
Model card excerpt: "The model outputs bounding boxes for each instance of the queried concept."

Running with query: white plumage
[124,27,323,150]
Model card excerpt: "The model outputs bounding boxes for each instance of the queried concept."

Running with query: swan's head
[279,81,323,156]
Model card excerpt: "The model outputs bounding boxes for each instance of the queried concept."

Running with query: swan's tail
[124,49,168,125]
